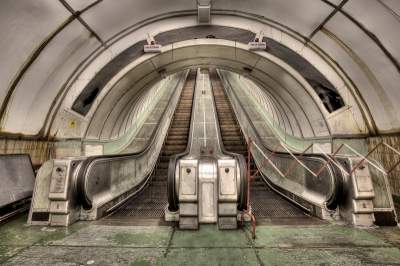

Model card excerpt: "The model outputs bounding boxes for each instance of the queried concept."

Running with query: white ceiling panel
[380,0,400,16]
[81,0,197,40]
[326,0,343,5]
[0,0,69,109]
[3,20,101,134]
[212,0,334,37]
[65,0,99,11]
[325,13,400,130]
[313,32,393,132]
[343,0,400,62]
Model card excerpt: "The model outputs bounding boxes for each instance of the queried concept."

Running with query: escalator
[210,70,315,224]
[28,69,396,228]
[100,70,196,225]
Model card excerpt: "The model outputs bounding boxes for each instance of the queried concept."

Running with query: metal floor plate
[98,186,170,226]
[249,182,322,225]
[250,185,306,218]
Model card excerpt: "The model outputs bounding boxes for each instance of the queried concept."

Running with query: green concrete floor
[1,215,400,265]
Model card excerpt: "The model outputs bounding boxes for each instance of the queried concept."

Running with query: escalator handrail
[167,70,198,212]
[209,70,248,211]
[218,70,344,209]
[76,71,189,210]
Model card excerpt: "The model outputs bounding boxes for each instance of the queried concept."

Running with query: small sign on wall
[248,41,267,51]
[144,44,162,53]
[84,144,103,156]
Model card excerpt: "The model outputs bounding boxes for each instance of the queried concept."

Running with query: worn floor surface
[1,215,400,265]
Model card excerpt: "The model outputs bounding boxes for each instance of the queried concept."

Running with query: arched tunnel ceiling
[71,26,340,116]
[81,41,335,141]
[0,0,399,138]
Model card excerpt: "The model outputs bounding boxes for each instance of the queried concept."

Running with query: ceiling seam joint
[307,0,349,42]
[58,0,107,48]
[320,0,400,73]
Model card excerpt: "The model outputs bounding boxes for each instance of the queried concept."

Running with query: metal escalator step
[154,167,168,174]
[165,140,187,145]
[149,181,167,187]
[222,137,244,142]
[163,144,186,151]
[156,162,169,169]
[223,141,246,146]
[223,145,246,151]
[166,135,187,139]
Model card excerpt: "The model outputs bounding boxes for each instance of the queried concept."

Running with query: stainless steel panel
[179,160,198,202]
[49,201,69,214]
[49,164,68,200]
[179,217,198,229]
[180,167,197,196]
[352,200,374,214]
[352,213,375,227]
[198,159,217,223]
[355,175,374,193]
[218,203,237,216]
[218,217,237,229]
[180,203,198,216]
[351,160,375,199]
[218,159,237,198]
[199,182,216,223]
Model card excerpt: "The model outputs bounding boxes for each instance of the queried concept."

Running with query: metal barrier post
[244,138,256,239]
[315,143,345,176]
[250,143,281,180]
[280,142,318,177]
[284,143,313,177]
[348,141,384,175]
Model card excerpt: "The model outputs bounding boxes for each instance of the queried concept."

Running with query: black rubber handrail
[167,69,198,212]
[209,70,248,211]
[219,70,344,210]
[76,71,189,210]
